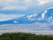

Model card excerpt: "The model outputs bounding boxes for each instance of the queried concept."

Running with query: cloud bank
[0,0,53,10]
[38,0,53,5]
[0,14,24,21]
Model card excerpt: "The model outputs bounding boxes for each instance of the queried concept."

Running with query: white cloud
[38,0,53,5]
[38,0,47,5]
[0,0,53,10]
[0,14,24,21]
[0,0,33,10]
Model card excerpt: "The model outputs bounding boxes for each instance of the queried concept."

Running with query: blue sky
[0,0,53,21]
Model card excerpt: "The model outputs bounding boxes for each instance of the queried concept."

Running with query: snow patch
[26,13,38,20]
[14,21,18,23]
[42,10,47,19]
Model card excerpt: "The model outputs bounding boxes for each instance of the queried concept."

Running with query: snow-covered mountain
[0,8,53,25]
[0,8,53,34]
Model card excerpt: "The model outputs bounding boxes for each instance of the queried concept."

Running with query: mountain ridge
[0,8,53,25]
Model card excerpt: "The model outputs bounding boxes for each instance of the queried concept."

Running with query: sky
[0,0,53,21]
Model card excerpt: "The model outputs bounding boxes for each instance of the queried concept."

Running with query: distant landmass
[0,8,53,24]
[0,7,53,34]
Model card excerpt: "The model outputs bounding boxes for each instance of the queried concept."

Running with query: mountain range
[0,7,53,31]
[0,7,53,25]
